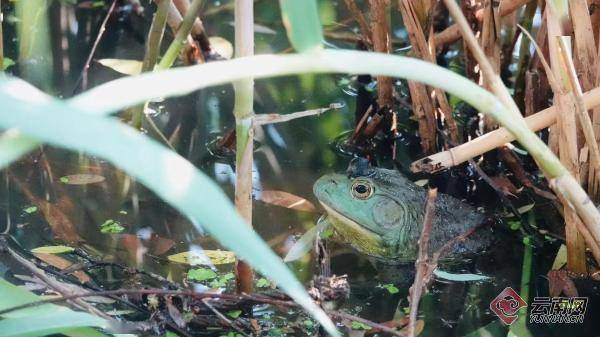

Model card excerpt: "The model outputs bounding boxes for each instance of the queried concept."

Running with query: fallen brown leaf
[33,253,91,284]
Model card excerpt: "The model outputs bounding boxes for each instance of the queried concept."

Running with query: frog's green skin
[314,168,492,262]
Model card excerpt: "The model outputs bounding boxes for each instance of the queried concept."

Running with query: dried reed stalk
[368,0,394,110]
[398,0,459,146]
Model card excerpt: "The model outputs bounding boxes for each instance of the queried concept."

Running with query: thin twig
[74,0,118,93]
[201,298,249,337]
[0,288,296,317]
[326,310,407,337]
[253,103,343,125]
[407,188,437,337]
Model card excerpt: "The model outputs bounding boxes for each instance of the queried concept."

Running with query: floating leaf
[414,179,429,187]
[208,36,233,59]
[380,283,399,294]
[284,217,330,262]
[32,253,91,283]
[59,174,105,185]
[100,219,124,234]
[433,269,490,282]
[23,206,37,214]
[97,59,143,75]
[168,250,236,266]
[31,245,74,254]
[351,321,371,330]
[256,278,271,288]
[209,272,235,288]
[258,190,316,212]
[187,268,217,282]
[227,310,242,319]
[551,244,567,270]
[517,203,535,214]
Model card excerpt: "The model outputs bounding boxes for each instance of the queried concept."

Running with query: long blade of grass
[278,0,323,52]
[0,77,339,337]
[0,279,109,337]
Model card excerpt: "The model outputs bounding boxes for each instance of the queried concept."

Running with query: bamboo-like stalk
[233,0,254,294]
[546,0,588,274]
[131,0,171,129]
[156,0,203,70]
[411,87,600,172]
[433,0,532,47]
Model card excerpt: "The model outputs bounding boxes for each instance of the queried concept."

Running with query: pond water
[1,1,599,337]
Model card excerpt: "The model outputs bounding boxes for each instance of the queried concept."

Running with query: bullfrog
[313,160,493,263]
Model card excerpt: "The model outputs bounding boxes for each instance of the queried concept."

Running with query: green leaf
[209,272,235,288]
[60,176,69,183]
[226,310,242,319]
[97,59,143,76]
[381,284,399,294]
[187,268,217,282]
[23,206,37,214]
[256,278,271,288]
[31,245,74,254]
[278,0,323,52]
[99,219,124,234]
[2,57,16,71]
[0,279,109,337]
[351,321,371,330]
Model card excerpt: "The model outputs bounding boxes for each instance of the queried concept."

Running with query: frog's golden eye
[351,180,373,199]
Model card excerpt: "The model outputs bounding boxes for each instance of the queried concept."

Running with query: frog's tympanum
[314,160,492,262]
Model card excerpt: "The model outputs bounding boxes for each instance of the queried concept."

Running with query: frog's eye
[351,180,373,200]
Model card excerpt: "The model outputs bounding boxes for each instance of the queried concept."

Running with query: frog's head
[313,165,422,260]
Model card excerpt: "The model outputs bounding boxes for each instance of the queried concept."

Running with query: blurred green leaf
[256,278,271,288]
[351,321,371,330]
[278,0,323,52]
[100,219,124,234]
[381,284,399,294]
[226,310,242,319]
[187,268,217,282]
[23,206,37,214]
[2,57,15,71]
[0,279,109,337]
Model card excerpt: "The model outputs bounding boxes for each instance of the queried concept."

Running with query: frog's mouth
[319,202,393,258]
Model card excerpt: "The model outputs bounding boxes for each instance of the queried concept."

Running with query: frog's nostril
[330,179,337,186]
